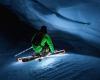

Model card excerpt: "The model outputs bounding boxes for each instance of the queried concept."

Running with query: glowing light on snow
[11,61,23,66]
[11,53,69,69]
[40,58,56,68]
[38,53,69,68]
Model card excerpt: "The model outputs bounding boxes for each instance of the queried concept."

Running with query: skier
[31,26,55,57]
[15,26,65,62]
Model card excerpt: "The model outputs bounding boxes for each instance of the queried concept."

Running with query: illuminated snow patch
[39,58,56,68]
[37,53,69,68]
[11,61,23,66]
[10,53,69,69]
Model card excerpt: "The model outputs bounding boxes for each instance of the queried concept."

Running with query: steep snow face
[0,0,100,49]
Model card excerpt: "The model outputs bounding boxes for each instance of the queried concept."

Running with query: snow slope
[0,52,100,80]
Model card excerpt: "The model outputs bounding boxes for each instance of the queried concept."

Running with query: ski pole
[14,46,33,57]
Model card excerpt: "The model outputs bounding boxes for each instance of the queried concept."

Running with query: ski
[17,49,65,62]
